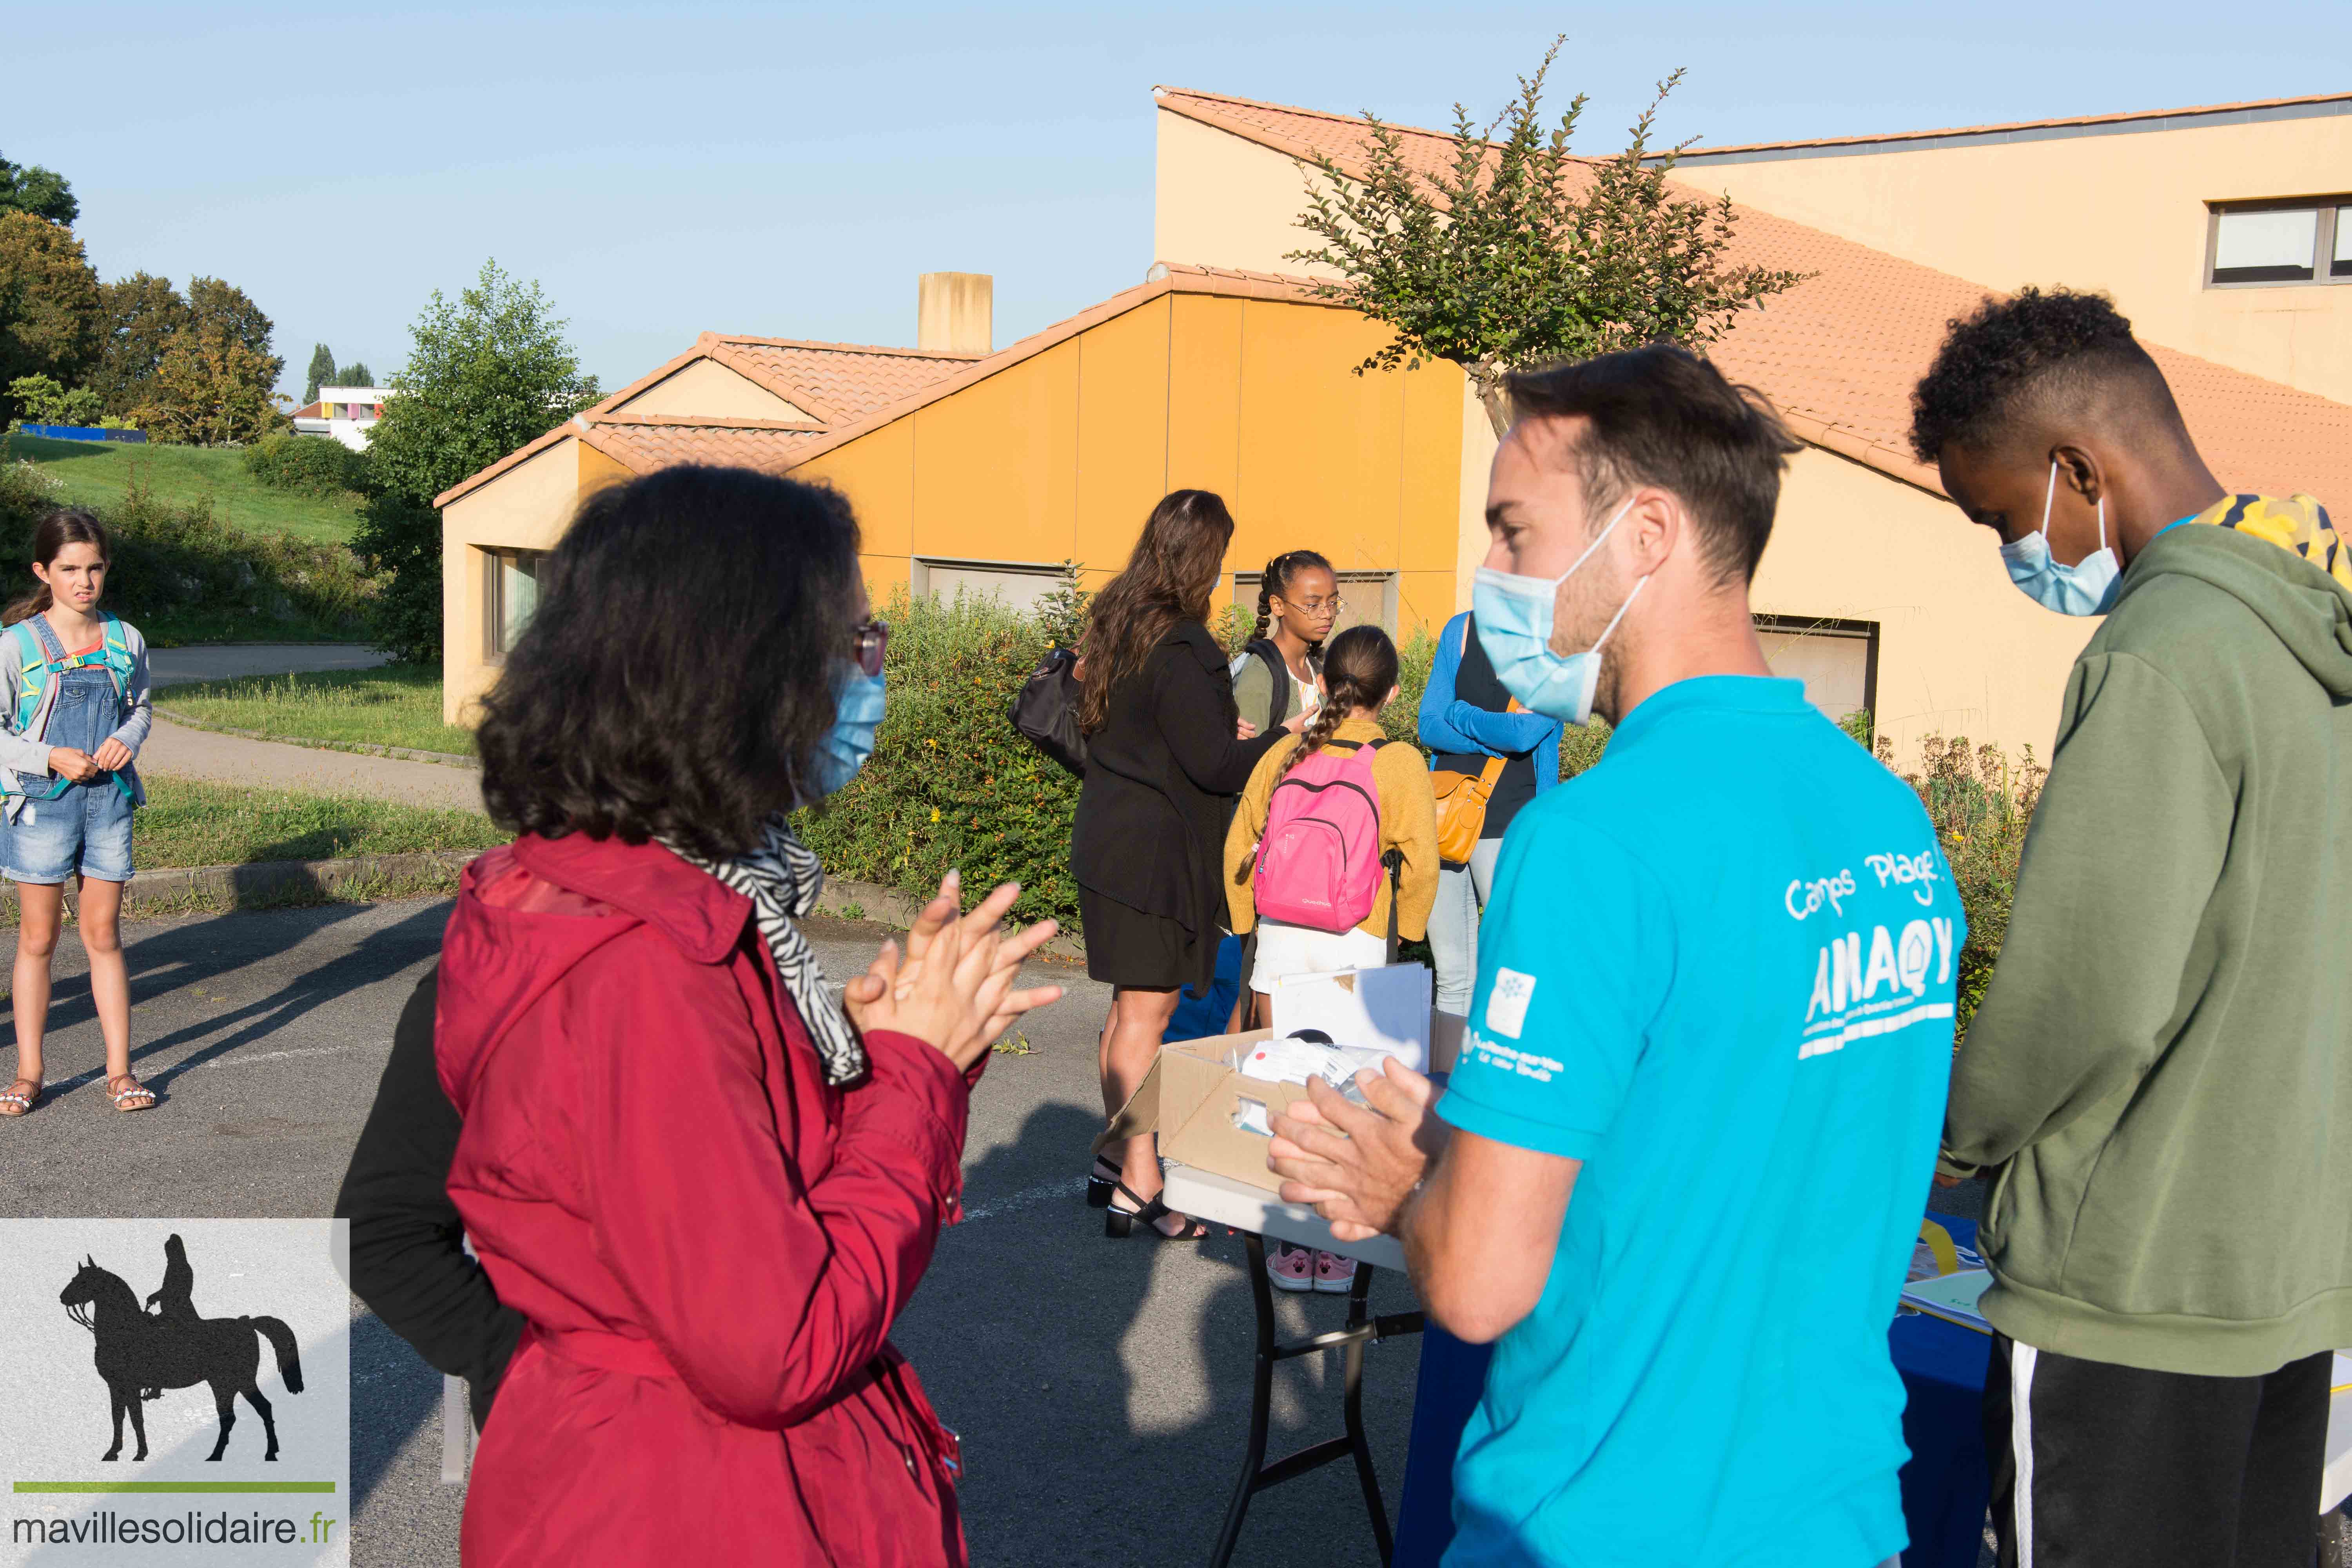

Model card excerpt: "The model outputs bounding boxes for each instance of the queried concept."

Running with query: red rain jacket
[436,832,974,1566]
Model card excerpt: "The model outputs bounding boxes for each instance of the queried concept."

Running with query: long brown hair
[1279,623,1398,779]
[1076,489,1234,733]
[5,509,111,626]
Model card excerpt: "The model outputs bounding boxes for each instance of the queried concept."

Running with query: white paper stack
[1268,964,1434,1069]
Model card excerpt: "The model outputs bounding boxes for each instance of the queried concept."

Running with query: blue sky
[12,2,2349,398]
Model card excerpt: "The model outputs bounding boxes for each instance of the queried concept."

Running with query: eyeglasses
[1283,595,1347,618]
[850,617,890,677]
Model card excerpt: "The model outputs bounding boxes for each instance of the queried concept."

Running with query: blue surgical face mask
[2001,461,2120,617]
[808,663,886,800]
[1471,498,1648,727]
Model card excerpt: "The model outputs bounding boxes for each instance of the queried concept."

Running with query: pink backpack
[1252,739,1392,933]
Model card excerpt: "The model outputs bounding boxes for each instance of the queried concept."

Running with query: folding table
[1161,1162,1426,1568]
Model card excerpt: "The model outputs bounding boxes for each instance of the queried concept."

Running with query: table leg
[1343,1265,1396,1564]
[1209,1231,1279,1568]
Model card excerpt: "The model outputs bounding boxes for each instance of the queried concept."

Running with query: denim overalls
[1,616,135,884]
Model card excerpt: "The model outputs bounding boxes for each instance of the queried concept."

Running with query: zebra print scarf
[662,815,867,1087]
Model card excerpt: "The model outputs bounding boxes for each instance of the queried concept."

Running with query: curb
[152,707,480,770]
[3,848,484,918]
[0,854,1087,956]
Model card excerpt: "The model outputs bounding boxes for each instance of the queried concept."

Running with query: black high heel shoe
[1087,1154,1122,1210]
[1101,1176,1211,1241]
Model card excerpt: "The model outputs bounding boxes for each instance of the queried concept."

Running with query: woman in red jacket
[436,466,1063,1566]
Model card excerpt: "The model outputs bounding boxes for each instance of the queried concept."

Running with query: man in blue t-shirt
[1270,345,1963,1566]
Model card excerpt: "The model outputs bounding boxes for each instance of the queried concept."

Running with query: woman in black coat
[1072,490,1296,1238]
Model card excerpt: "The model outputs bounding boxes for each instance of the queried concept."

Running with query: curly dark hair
[1908,287,2185,464]
[1075,489,1234,733]
[475,466,862,860]
[1279,624,1399,780]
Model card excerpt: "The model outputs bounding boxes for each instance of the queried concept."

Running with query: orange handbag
[1431,751,1510,864]
[1430,695,1524,863]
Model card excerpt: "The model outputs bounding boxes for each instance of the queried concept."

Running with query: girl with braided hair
[1222,623,1437,1291]
[1229,550,1338,740]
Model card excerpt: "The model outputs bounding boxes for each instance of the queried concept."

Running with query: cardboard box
[1093,1010,1465,1195]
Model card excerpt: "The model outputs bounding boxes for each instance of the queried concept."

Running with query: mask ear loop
[2041,460,2059,539]
[1588,573,1648,655]
[1556,497,1639,586]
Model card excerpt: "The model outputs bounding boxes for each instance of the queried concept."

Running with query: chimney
[918,272,993,355]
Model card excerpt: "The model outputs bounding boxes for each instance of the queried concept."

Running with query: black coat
[1070,622,1286,941]
[333,965,522,1430]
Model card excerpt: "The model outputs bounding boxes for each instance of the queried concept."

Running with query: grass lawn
[137,775,501,868]
[2,432,367,548]
[151,664,475,758]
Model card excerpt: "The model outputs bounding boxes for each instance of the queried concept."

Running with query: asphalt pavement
[1,897,1421,1568]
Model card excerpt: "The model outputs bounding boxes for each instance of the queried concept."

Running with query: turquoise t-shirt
[1437,676,1964,1568]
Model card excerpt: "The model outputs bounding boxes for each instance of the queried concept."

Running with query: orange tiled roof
[436,332,978,506]
[1152,87,2352,508]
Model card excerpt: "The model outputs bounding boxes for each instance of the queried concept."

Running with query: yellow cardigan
[1223,715,1441,943]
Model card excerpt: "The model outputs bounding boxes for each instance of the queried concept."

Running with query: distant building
[433,88,2352,764]
[290,385,393,450]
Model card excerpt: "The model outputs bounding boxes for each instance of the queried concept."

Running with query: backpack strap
[1250,640,1289,735]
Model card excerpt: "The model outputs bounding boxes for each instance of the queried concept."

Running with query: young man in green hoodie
[1910,287,2352,1566]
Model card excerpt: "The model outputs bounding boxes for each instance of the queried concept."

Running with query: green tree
[304,343,336,404]
[0,154,76,227]
[183,277,280,378]
[354,259,601,663]
[89,272,193,417]
[0,211,101,423]
[335,360,373,389]
[7,374,102,426]
[130,323,287,445]
[1289,40,1809,434]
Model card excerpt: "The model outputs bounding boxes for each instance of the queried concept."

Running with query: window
[909,557,1063,613]
[1754,614,1877,731]
[1230,570,1398,635]
[2206,199,2352,287]
[484,549,543,659]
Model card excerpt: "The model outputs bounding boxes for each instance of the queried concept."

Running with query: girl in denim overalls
[0,510,152,1118]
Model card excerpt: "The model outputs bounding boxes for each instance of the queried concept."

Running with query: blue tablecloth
[1392,1214,1993,1567]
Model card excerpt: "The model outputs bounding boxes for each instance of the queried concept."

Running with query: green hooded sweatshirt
[1945,510,2352,1377]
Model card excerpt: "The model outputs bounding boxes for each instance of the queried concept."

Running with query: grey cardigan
[0,613,152,819]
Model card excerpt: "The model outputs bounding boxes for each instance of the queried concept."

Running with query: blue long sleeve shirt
[1418,612,1561,788]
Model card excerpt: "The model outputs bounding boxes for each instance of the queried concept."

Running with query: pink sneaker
[1266,1241,1314,1292]
[1312,1250,1357,1294]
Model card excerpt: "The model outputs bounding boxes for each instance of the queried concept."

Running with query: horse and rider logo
[58,1234,305,1463]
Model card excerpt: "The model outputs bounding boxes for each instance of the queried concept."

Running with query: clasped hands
[49,740,129,783]
[841,870,1064,1073]
[1267,1057,1448,1242]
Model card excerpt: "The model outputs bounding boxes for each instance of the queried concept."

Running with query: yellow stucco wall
[612,357,811,420]
[1154,107,1337,279]
[439,436,630,722]
[795,290,1466,633]
[1680,116,2352,405]
[1753,448,2094,761]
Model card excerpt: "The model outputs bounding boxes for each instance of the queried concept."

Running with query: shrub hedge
[244,432,374,499]
[795,588,1084,933]
[0,458,373,643]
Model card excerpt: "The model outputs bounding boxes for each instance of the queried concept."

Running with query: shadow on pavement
[16,900,449,1106]
[898,1102,1418,1568]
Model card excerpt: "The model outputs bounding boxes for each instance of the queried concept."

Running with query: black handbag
[1009,646,1087,777]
